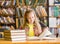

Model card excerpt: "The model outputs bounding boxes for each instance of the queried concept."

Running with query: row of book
[49,0,60,5]
[4,30,26,42]
[0,0,16,6]
[49,17,60,27]
[49,6,60,17]
[18,0,46,6]
[49,28,60,37]
[35,6,47,17]
[16,6,48,28]
[0,8,15,15]
[0,25,15,30]
[16,6,47,18]
[0,16,15,24]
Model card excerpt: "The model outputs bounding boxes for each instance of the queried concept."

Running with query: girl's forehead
[28,12,35,16]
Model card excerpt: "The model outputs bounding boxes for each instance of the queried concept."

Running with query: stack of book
[4,30,26,42]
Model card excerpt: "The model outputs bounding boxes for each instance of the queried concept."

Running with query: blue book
[54,6,59,17]
[0,34,2,38]
[3,1,7,6]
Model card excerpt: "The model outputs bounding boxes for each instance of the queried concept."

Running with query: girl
[21,10,42,37]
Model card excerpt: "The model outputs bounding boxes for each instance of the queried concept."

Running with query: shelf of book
[0,0,16,38]
[16,0,48,29]
[49,0,60,37]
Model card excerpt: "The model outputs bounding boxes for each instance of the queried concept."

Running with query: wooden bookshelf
[16,0,48,29]
[0,0,16,38]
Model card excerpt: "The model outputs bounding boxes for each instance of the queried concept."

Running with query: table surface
[0,38,60,44]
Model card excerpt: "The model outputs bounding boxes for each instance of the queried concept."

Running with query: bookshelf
[0,0,16,38]
[16,0,48,29]
[49,0,60,37]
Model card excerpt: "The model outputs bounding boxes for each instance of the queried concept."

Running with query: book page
[49,0,54,5]
[39,29,52,38]
[27,29,52,40]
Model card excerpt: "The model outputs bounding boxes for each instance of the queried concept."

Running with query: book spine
[54,6,59,17]
[5,38,26,41]
[25,0,29,6]
[13,0,16,5]
[8,8,13,15]
[16,7,20,17]
[4,35,26,39]
[4,30,25,33]
[6,32,25,35]
[3,9,8,14]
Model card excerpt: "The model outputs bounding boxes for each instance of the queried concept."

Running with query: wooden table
[0,38,60,44]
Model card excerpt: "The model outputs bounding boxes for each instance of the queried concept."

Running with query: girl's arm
[25,26,29,36]
[34,25,42,36]
[38,25,42,35]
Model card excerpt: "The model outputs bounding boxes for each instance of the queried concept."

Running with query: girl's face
[27,12,35,24]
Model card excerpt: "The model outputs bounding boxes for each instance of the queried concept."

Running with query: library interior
[0,0,60,44]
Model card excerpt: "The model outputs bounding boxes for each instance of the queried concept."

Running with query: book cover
[4,33,26,36]
[54,6,59,17]
[49,7,54,16]
[49,17,57,27]
[4,30,25,33]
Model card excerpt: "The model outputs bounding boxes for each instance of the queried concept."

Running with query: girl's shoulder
[20,24,29,29]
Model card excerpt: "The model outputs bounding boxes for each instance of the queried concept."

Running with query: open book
[27,29,56,40]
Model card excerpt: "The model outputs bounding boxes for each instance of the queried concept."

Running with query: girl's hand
[38,29,42,35]
[34,29,39,36]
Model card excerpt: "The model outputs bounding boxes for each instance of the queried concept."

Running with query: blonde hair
[22,10,41,31]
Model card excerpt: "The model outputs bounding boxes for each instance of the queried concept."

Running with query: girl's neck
[28,23,33,25]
